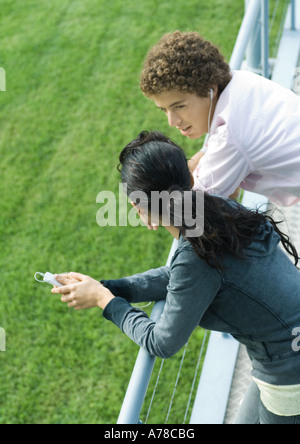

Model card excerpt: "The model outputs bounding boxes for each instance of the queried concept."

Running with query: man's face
[151,90,213,139]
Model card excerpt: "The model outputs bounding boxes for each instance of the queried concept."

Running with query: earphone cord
[206,90,215,194]
[207,90,213,135]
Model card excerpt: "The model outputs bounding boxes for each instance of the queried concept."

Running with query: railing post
[291,0,296,30]
[244,0,262,74]
[230,0,261,70]
[261,0,270,78]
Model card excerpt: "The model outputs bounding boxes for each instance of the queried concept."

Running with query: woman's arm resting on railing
[52,267,171,309]
[103,249,222,359]
[101,266,171,303]
[51,250,222,359]
[51,273,115,310]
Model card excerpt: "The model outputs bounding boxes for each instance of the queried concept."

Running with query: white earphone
[206,88,215,192]
[208,88,214,134]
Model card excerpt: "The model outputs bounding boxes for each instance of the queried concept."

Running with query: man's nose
[167,110,181,127]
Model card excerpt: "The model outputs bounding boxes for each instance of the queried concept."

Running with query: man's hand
[188,150,205,173]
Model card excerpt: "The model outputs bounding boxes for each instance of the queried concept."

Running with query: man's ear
[211,85,218,99]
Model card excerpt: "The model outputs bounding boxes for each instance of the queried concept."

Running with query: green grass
[0,0,244,424]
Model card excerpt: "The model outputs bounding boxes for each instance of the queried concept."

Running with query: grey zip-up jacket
[103,223,300,386]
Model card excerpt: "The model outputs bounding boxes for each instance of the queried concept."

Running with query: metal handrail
[117,0,296,425]
[291,0,296,30]
[230,0,262,70]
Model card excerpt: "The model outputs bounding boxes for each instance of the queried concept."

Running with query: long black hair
[118,131,299,270]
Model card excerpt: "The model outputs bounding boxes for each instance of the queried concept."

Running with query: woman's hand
[51,272,115,310]
[54,273,81,285]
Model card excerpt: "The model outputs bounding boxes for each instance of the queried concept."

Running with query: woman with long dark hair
[52,131,300,424]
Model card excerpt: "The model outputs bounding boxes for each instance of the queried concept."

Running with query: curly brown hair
[140,31,232,98]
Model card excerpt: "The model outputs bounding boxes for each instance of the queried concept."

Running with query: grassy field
[0,0,245,424]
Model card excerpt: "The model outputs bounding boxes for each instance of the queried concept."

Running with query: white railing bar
[230,0,261,70]
[261,0,270,78]
[291,0,296,30]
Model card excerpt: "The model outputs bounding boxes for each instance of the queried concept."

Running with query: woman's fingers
[69,272,88,281]
[60,294,73,303]
[51,284,74,295]
[51,273,109,310]
[147,223,159,231]
[54,274,80,285]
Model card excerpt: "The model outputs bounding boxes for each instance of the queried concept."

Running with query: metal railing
[117,0,297,425]
[291,0,296,30]
[231,0,268,74]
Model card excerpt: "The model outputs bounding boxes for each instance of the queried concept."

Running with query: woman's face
[151,90,216,139]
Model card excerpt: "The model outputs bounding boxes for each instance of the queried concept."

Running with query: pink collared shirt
[193,70,300,206]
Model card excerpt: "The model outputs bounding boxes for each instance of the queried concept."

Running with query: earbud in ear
[210,88,214,101]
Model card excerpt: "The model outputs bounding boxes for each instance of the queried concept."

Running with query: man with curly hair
[140,31,300,208]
